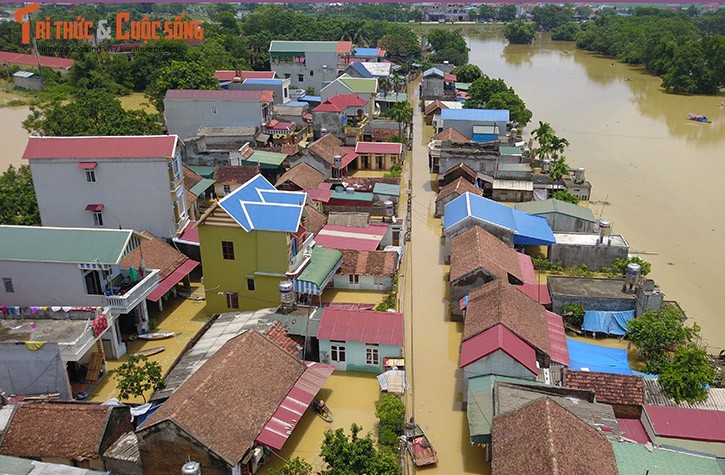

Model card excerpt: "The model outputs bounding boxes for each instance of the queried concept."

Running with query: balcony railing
[104,270,159,312]
[59,310,118,362]
[289,234,316,275]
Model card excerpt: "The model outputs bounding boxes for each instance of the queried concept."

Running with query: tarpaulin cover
[582,310,635,336]
[566,338,642,376]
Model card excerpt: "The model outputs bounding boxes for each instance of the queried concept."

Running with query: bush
[562,303,585,328]
[375,394,405,447]
[659,344,716,403]
[608,256,652,277]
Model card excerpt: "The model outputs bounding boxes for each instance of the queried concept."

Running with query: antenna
[597,194,608,222]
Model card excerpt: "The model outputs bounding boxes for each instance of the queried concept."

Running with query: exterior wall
[450,271,493,320]
[29,157,183,239]
[653,437,725,458]
[565,181,592,201]
[214,182,243,198]
[610,403,641,419]
[438,156,499,176]
[319,339,402,373]
[14,75,43,90]
[137,420,233,475]
[355,153,400,171]
[549,242,628,270]
[550,293,636,316]
[491,188,533,203]
[164,99,270,140]
[462,351,536,395]
[311,111,344,140]
[199,225,289,314]
[228,80,290,104]
[332,274,392,291]
[0,343,71,399]
[272,51,341,94]
[101,407,134,456]
[421,77,444,100]
[435,192,462,218]
[441,119,507,140]
[288,153,331,178]
[537,213,595,233]
[104,457,143,475]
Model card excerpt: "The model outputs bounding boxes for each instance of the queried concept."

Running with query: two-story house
[269,40,353,94]
[228,77,291,105]
[24,135,188,239]
[320,74,378,117]
[198,174,342,314]
[311,94,369,143]
[163,89,274,140]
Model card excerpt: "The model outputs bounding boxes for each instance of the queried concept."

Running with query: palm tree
[388,101,413,139]
[549,157,570,181]
[532,121,554,160]
[550,136,570,160]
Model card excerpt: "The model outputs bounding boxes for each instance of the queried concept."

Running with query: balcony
[59,310,118,362]
[104,270,159,313]
[344,116,369,137]
[288,234,316,276]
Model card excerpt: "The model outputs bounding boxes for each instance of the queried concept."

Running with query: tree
[129,41,190,92]
[553,190,579,205]
[552,22,580,41]
[451,64,482,83]
[609,256,652,277]
[319,424,400,475]
[427,30,469,64]
[380,25,420,60]
[498,4,517,22]
[68,53,125,94]
[548,157,570,181]
[625,306,695,363]
[549,135,570,159]
[146,60,220,112]
[532,5,573,32]
[113,354,165,403]
[486,90,533,126]
[659,344,716,403]
[189,38,238,72]
[0,165,40,226]
[503,20,536,44]
[532,121,555,159]
[561,303,585,328]
[388,101,413,140]
[23,90,162,136]
[464,75,510,109]
[478,5,497,21]
[375,395,405,447]
[269,457,313,475]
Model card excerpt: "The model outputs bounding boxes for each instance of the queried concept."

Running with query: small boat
[688,113,712,123]
[404,422,438,466]
[133,346,164,357]
[312,399,334,423]
[137,332,175,340]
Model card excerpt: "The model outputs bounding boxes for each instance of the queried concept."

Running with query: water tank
[574,167,586,184]
[542,159,551,172]
[182,461,201,475]
[599,219,612,237]
[346,187,355,194]
[384,200,395,217]
[333,155,342,168]
[279,280,295,306]
[625,263,641,286]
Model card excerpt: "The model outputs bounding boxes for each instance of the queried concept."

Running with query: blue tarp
[582,310,635,336]
[566,338,640,376]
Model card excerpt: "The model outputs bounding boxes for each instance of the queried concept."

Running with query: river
[468,33,725,352]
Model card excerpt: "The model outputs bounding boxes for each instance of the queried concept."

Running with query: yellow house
[354,142,404,171]
[198,174,342,314]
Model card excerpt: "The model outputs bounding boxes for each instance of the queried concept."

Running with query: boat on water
[688,113,712,123]
[137,331,175,340]
[312,399,333,422]
[404,422,438,466]
[133,347,165,357]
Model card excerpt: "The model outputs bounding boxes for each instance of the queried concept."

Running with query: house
[317,309,403,372]
[311,94,369,143]
[563,370,644,418]
[371,125,399,142]
[549,232,629,270]
[332,249,399,291]
[136,330,334,475]
[564,177,592,201]
[183,166,214,221]
[443,192,555,251]
[12,70,43,90]
[513,199,597,233]
[320,74,378,116]
[228,78,291,105]
[437,162,478,187]
[425,100,463,128]
[373,182,401,207]
[436,141,501,178]
[352,47,386,62]
[24,135,188,239]
[345,60,392,79]
[0,51,74,73]
[491,398,619,475]
[164,90,274,140]
[547,276,645,316]
[289,133,358,178]
[183,126,260,166]
[268,40,353,94]
[611,441,725,475]
[275,163,325,191]
[325,187,374,212]
[375,92,409,115]
[213,165,259,198]
[273,104,310,129]
[315,223,393,251]
[197,174,342,313]
[354,142,403,171]
[440,108,509,140]
[0,402,132,470]
[240,149,289,177]
[640,406,725,456]
[435,177,482,218]
[420,68,456,101]
[301,205,327,235]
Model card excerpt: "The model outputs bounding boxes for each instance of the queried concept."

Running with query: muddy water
[469,34,725,351]
[0,105,31,171]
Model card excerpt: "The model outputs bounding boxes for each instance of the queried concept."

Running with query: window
[348,274,359,284]
[366,345,379,366]
[221,241,235,260]
[3,278,14,293]
[246,277,256,291]
[284,73,291,79]
[225,292,239,309]
[223,184,231,194]
[330,342,346,362]
[83,270,103,295]
[85,169,96,183]
[298,74,304,82]
[211,107,217,115]
[309,70,314,77]
[93,211,104,226]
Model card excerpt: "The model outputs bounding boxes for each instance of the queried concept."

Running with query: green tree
[553,190,579,205]
[498,4,517,22]
[320,424,400,475]
[388,101,413,140]
[532,5,573,32]
[451,64,482,83]
[146,60,220,112]
[609,256,652,277]
[269,457,313,475]
[129,41,190,92]
[548,157,570,181]
[375,395,405,447]
[427,30,469,64]
[0,165,40,226]
[486,90,533,126]
[68,53,124,94]
[380,25,420,60]
[659,344,716,403]
[561,303,585,328]
[478,5,497,21]
[113,354,165,403]
[625,306,695,363]
[503,20,536,44]
[552,22,580,41]
[464,75,510,109]
[190,38,238,72]
[532,121,555,159]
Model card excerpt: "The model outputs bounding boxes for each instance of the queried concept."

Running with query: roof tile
[165,89,273,102]
[436,177,482,202]
[119,231,189,281]
[449,226,524,284]
[23,136,177,160]
[339,249,398,276]
[564,370,644,406]
[275,163,325,191]
[214,165,259,185]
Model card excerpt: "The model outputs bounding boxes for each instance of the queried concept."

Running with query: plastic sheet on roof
[566,338,652,377]
[582,310,635,336]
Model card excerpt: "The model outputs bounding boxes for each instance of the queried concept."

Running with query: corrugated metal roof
[246,150,287,166]
[23,135,177,160]
[546,311,570,366]
[12,71,35,78]
[186,165,215,179]
[372,183,400,197]
[353,47,382,57]
[103,431,140,463]
[0,454,109,474]
[243,78,283,85]
[616,418,650,444]
[423,67,444,78]
[0,226,133,264]
[317,308,403,346]
[337,75,378,94]
[375,92,408,103]
[441,108,510,122]
[315,224,387,251]
[644,405,725,442]
[493,179,533,191]
[330,189,374,202]
[514,199,597,223]
[165,89,272,102]
[189,178,214,196]
[459,324,538,373]
[499,146,524,156]
[269,40,339,54]
[296,247,342,288]
[612,441,723,475]
[147,259,198,302]
[0,52,74,69]
[645,380,725,411]
[355,142,403,155]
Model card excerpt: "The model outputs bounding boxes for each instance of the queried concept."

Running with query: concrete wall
[550,292,636,316]
[319,339,402,373]
[421,76,443,100]
[0,343,71,399]
[549,241,628,270]
[311,111,344,140]
[30,157,183,239]
[332,274,392,291]
[272,50,342,94]
[462,351,536,386]
[537,213,595,233]
[104,457,143,475]
[491,188,533,203]
[164,99,271,140]
[438,156,498,176]
[442,119,508,140]
[228,79,290,105]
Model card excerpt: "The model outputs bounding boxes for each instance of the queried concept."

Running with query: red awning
[255,362,335,450]
[146,259,199,302]
[85,203,104,211]
[77,162,97,169]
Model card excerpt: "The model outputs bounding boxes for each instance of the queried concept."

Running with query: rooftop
[245,150,288,167]
[547,276,635,300]
[317,308,403,346]
[423,67,444,78]
[269,40,351,54]
[0,51,74,70]
[554,232,628,247]
[315,223,388,251]
[330,189,374,202]
[564,369,644,406]
[313,94,368,112]
[432,126,470,144]
[644,405,725,443]
[0,455,107,474]
[301,205,327,235]
[0,318,94,344]
[22,135,177,160]
[372,182,400,197]
[214,165,260,185]
[296,247,343,290]
[441,162,477,179]
[514,199,597,223]
[327,212,370,228]
[355,142,403,155]
[275,163,325,190]
[214,70,276,81]
[335,74,378,94]
[307,134,356,167]
[644,379,725,412]
[165,89,274,103]
[441,108,510,122]
[612,441,724,475]
[340,249,398,276]
[120,231,188,281]
[449,226,524,284]
[460,325,538,374]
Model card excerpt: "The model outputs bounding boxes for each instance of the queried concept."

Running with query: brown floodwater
[469,33,725,352]
[0,105,31,171]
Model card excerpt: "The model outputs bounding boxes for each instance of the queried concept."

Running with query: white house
[332,249,399,291]
[269,40,353,94]
[24,135,189,239]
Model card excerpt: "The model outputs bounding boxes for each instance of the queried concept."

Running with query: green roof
[297,247,343,288]
[612,441,724,475]
[497,163,530,173]
[513,199,597,223]
[190,178,214,196]
[245,150,287,167]
[0,226,134,264]
[499,146,523,156]
[330,189,374,202]
[187,165,215,179]
[376,93,408,103]
[373,183,401,197]
[270,40,339,55]
[455,82,472,91]
[339,75,378,94]
[267,308,323,337]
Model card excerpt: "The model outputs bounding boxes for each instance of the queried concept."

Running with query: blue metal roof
[441,108,510,122]
[354,47,380,57]
[286,101,309,107]
[443,193,555,246]
[218,174,305,233]
[244,78,283,85]
[423,67,444,78]
[350,61,373,79]
[301,95,321,103]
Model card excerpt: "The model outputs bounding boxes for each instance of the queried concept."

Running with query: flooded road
[469,34,725,351]
[0,105,31,171]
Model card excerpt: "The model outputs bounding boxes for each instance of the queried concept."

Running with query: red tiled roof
[436,177,482,203]
[301,205,327,235]
[337,41,353,54]
[315,223,388,251]
[165,89,274,103]
[433,127,468,143]
[307,134,354,167]
[339,249,398,276]
[146,259,199,302]
[318,308,403,346]
[371,128,399,141]
[546,311,570,366]
[0,51,74,69]
[425,100,448,116]
[306,188,333,203]
[617,418,650,444]
[265,320,304,357]
[355,142,403,155]
[459,324,538,374]
[449,226,524,284]
[463,279,550,355]
[214,70,276,81]
[120,231,189,281]
[214,165,260,185]
[441,162,477,180]
[564,369,644,406]
[517,253,537,285]
[644,405,725,442]
[23,136,177,160]
[313,94,368,112]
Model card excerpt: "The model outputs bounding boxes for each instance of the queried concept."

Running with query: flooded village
[1,5,725,474]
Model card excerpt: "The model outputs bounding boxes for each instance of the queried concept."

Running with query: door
[330,342,347,371]
[348,274,360,290]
